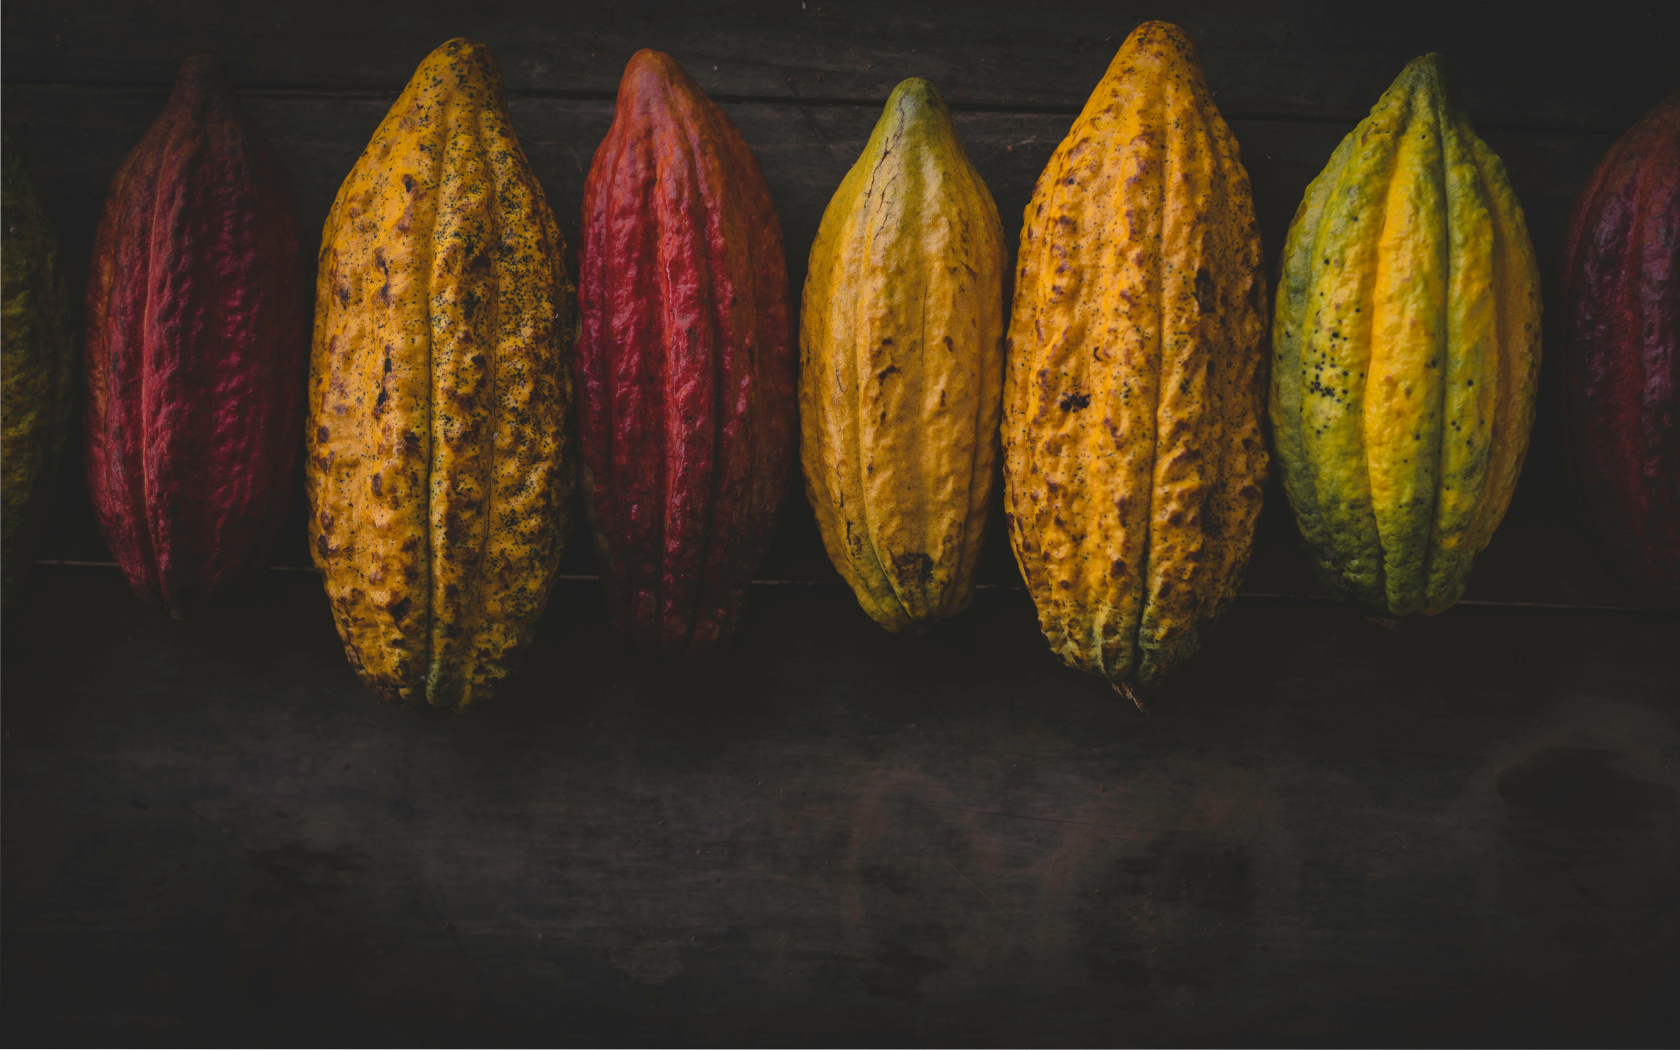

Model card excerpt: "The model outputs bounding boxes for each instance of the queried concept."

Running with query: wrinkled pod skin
[1271,54,1541,617]
[1004,22,1270,688]
[309,39,576,714]
[1,131,76,613]
[84,55,307,618]
[577,49,796,661]
[801,78,1006,632]
[1557,92,1680,594]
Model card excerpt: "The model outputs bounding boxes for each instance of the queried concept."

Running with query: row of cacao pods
[2,24,1674,714]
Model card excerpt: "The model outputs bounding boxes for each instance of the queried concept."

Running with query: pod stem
[1112,680,1150,715]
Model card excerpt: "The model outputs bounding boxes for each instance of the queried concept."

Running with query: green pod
[1270,54,1541,616]
[1,131,76,613]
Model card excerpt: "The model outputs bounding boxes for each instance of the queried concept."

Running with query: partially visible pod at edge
[1,131,75,614]
[1557,91,1680,595]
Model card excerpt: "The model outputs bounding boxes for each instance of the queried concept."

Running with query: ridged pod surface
[309,39,575,713]
[1,132,75,611]
[1271,54,1541,616]
[1557,92,1679,594]
[801,78,1006,632]
[84,55,306,618]
[1003,22,1269,687]
[578,49,795,661]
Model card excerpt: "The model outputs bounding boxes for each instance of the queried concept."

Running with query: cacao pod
[1003,22,1269,688]
[309,39,575,713]
[577,49,795,661]
[1557,92,1680,594]
[801,78,1006,632]
[84,55,307,618]
[1,131,75,612]
[1271,54,1541,617]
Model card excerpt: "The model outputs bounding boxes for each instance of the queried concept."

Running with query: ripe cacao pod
[801,78,1006,632]
[1,132,75,612]
[1003,22,1269,688]
[1557,92,1679,594]
[84,55,307,618]
[577,49,795,661]
[1271,54,1541,617]
[309,39,576,713]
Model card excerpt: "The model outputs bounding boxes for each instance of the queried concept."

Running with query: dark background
[3,0,1677,1044]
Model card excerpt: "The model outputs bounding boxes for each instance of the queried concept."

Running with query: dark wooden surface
[4,1,1678,1044]
[4,571,1678,1045]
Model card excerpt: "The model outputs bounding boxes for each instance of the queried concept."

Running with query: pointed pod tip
[1131,20,1193,42]
[624,47,684,82]
[173,53,230,95]
[887,77,944,105]
[618,48,708,107]
[1123,21,1200,56]
[176,53,227,78]
[434,37,493,56]
[165,54,241,115]
[883,76,951,125]
[1107,21,1206,82]
[1384,52,1466,118]
[1398,52,1456,91]
[418,37,502,83]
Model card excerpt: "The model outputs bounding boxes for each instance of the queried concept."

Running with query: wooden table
[5,1,1676,1043]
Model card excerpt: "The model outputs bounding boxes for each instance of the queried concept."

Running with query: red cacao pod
[1558,92,1680,594]
[577,49,795,660]
[85,55,307,617]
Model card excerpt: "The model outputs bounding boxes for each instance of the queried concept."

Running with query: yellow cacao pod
[1003,23,1269,687]
[307,39,575,714]
[801,78,1007,631]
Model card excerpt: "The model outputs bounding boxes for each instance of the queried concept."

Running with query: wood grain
[4,0,1676,132]
[3,569,1675,1043]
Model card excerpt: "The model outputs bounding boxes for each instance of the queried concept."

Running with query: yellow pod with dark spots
[308,39,575,714]
[1003,22,1270,688]
[801,78,1007,632]
[1271,54,1541,617]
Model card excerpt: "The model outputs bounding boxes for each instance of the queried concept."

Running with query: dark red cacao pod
[84,55,307,617]
[1558,92,1680,594]
[577,49,796,660]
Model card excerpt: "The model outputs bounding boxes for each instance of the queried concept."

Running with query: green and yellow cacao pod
[1270,54,1541,617]
[801,78,1006,632]
[308,39,576,714]
[1,131,75,613]
[1003,22,1270,688]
